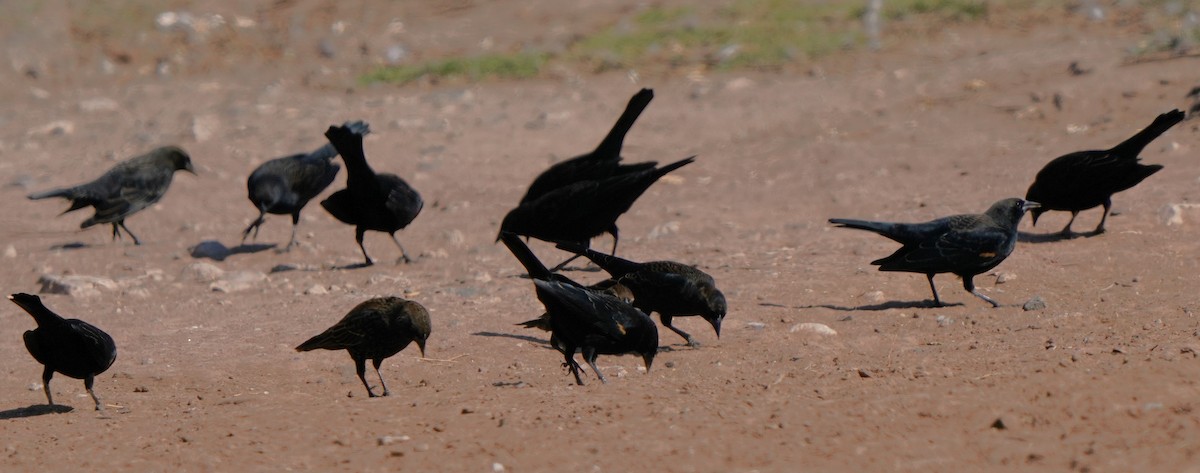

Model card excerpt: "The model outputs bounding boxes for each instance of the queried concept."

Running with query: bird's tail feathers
[500,232,553,281]
[828,218,894,235]
[1110,109,1185,158]
[594,88,653,159]
[27,187,74,201]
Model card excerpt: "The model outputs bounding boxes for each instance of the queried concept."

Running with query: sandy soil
[2,2,1200,471]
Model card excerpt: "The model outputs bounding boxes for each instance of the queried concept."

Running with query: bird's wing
[890,226,1009,272]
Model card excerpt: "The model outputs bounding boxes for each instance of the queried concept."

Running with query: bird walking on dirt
[1025,109,1184,237]
[295,297,431,397]
[500,232,657,385]
[516,278,633,332]
[519,88,658,205]
[242,121,369,250]
[9,293,117,411]
[829,198,1040,307]
[320,122,423,265]
[499,156,694,270]
[555,242,726,347]
[27,146,195,245]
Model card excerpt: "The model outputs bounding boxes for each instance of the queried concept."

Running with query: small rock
[269,263,300,273]
[646,221,680,239]
[79,98,119,113]
[304,284,328,295]
[745,322,766,330]
[189,240,231,261]
[862,290,885,303]
[493,463,505,472]
[38,274,118,297]
[210,270,267,293]
[789,323,837,336]
[1022,296,1046,311]
[991,418,1007,430]
[377,435,410,446]
[994,272,1016,284]
[858,368,873,378]
[181,262,224,282]
[28,120,75,136]
[4,245,15,258]
[936,315,952,327]
[1161,203,1200,226]
[191,114,220,142]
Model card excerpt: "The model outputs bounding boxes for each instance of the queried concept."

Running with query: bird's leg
[583,347,607,384]
[85,375,103,411]
[372,359,390,397]
[963,276,1000,308]
[354,356,377,397]
[549,253,583,272]
[283,213,300,251]
[563,350,585,385]
[926,274,944,307]
[240,213,266,243]
[661,314,699,347]
[388,232,412,263]
[118,221,141,245]
[1059,211,1079,238]
[1093,198,1111,235]
[110,223,123,241]
[607,224,620,256]
[355,227,374,266]
[41,366,55,406]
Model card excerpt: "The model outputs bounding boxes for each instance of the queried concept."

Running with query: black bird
[519,88,658,205]
[829,198,1040,307]
[320,123,423,265]
[9,293,117,411]
[295,297,431,397]
[556,242,727,347]
[500,232,657,385]
[499,156,694,268]
[1026,109,1184,237]
[516,278,633,331]
[27,146,195,245]
[242,121,369,250]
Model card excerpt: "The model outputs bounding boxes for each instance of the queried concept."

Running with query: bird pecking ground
[0,1,1199,471]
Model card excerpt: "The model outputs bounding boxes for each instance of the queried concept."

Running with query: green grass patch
[361,52,547,85]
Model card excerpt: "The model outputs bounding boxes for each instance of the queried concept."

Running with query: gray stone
[1022,296,1047,311]
[210,270,266,293]
[789,322,837,336]
[38,274,118,297]
[181,262,224,282]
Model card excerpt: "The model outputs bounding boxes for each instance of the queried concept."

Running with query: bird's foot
[398,255,413,264]
[685,338,701,348]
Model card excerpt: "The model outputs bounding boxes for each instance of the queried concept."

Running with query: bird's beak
[712,317,723,339]
[1022,200,1041,212]
[185,163,197,175]
[417,339,427,358]
[642,353,655,373]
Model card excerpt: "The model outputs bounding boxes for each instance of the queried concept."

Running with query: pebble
[1161,203,1200,226]
[789,323,837,336]
[38,274,118,297]
[745,322,766,330]
[377,435,410,446]
[994,272,1016,284]
[181,262,225,282]
[3,245,15,258]
[936,315,952,327]
[1022,296,1046,311]
[304,284,328,295]
[210,271,267,293]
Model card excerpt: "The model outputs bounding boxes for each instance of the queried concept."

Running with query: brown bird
[9,293,118,411]
[295,297,431,397]
[27,146,195,245]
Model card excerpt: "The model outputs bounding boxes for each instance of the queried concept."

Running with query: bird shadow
[1018,230,1102,244]
[764,300,963,311]
[228,243,277,255]
[330,261,374,270]
[0,404,73,419]
[49,242,91,251]
[473,331,551,346]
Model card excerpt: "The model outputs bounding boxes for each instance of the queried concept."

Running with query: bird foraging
[830,198,1039,307]
[9,293,117,411]
[296,297,430,398]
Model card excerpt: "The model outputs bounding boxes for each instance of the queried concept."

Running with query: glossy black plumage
[519,88,657,204]
[500,232,657,385]
[516,278,633,331]
[829,198,1039,307]
[499,156,694,265]
[296,297,431,397]
[1026,109,1183,237]
[320,123,423,265]
[27,146,195,245]
[556,242,727,347]
[242,121,368,250]
[9,293,117,411]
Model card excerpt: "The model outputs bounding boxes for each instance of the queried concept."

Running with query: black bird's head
[158,146,196,175]
[985,198,1040,228]
[638,323,659,373]
[703,285,728,339]
[8,293,44,312]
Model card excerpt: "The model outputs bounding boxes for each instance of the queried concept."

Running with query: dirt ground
[2,1,1200,471]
